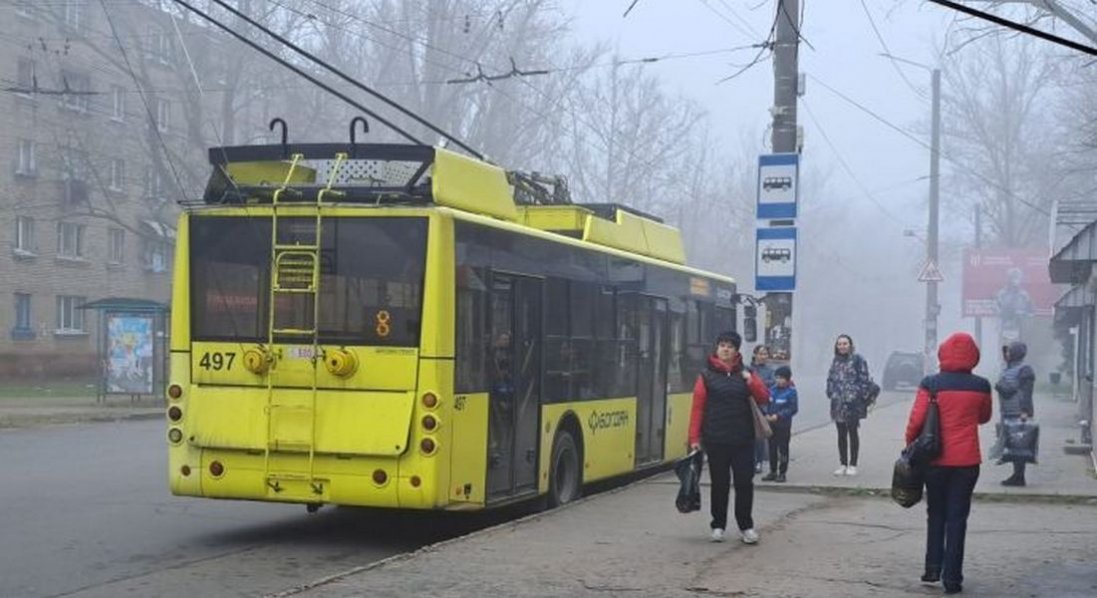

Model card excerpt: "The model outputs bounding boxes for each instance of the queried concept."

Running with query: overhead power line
[927,0,1097,56]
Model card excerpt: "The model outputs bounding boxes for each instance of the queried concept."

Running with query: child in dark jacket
[761,366,798,483]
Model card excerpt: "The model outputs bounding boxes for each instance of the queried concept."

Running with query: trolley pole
[925,68,941,369]
[763,0,800,363]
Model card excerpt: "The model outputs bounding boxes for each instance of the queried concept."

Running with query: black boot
[921,568,941,583]
[761,471,778,482]
[1001,475,1026,487]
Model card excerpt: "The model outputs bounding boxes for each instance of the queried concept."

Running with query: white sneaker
[845,466,859,476]
[740,528,760,544]
[833,466,847,476]
[710,528,725,543]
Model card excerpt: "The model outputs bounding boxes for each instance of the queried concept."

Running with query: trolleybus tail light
[420,438,436,455]
[421,392,438,409]
[410,475,421,488]
[209,461,225,477]
[168,406,183,422]
[421,414,438,431]
[168,428,183,444]
[372,469,388,485]
[180,465,191,477]
[168,384,183,400]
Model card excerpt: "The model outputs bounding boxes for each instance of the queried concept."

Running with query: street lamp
[879,52,942,370]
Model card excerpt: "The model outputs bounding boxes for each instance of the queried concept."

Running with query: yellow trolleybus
[166,140,738,510]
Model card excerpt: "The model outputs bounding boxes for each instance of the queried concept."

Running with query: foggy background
[13,0,1097,380]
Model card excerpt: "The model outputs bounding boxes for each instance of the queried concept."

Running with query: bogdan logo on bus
[588,410,629,435]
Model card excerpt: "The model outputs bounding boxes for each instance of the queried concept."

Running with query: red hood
[708,353,743,373]
[938,333,980,373]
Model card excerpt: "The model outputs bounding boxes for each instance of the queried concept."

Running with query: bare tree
[940,33,1061,247]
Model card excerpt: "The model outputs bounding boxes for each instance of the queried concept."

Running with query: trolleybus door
[635,296,669,466]
[486,274,542,499]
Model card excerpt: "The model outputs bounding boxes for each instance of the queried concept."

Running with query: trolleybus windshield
[190,215,427,346]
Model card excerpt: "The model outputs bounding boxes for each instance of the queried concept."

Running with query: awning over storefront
[1055,284,1095,310]
[1050,220,1097,284]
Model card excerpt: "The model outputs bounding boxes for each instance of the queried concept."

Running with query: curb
[0,410,163,429]
[264,471,667,597]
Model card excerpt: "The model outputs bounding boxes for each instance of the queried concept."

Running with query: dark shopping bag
[998,419,1039,465]
[906,387,942,466]
[674,450,704,514]
[891,446,924,508]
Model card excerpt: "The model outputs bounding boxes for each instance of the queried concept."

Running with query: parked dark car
[882,351,924,391]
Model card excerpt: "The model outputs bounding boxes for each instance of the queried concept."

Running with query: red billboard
[962,249,1056,317]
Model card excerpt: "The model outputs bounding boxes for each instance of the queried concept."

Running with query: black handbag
[907,386,941,466]
[674,450,704,514]
[891,386,940,508]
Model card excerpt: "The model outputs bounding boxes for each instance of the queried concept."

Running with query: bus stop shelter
[79,298,169,403]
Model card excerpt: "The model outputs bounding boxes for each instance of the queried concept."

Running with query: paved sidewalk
[0,395,163,428]
[768,389,1096,498]
[275,391,1097,598]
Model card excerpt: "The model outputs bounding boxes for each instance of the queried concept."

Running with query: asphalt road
[0,420,518,598]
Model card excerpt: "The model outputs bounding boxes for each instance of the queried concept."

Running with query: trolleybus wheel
[548,430,581,507]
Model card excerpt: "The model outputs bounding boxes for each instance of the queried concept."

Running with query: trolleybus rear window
[190,216,428,346]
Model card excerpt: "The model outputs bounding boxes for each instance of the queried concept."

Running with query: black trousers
[768,420,791,474]
[836,420,860,466]
[925,465,980,588]
[705,442,755,531]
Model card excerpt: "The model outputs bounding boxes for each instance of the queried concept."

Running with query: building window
[57,222,85,258]
[111,85,125,121]
[16,139,36,176]
[155,98,170,132]
[15,216,36,255]
[16,58,36,97]
[150,33,174,65]
[109,158,125,191]
[56,295,86,333]
[109,228,125,264]
[15,0,35,19]
[59,71,91,113]
[12,293,34,340]
[144,165,165,200]
[61,147,87,182]
[63,0,86,30]
[144,238,170,273]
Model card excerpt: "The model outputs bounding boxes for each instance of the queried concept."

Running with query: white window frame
[63,0,86,30]
[14,293,32,331]
[108,228,125,264]
[145,165,165,200]
[15,216,35,255]
[156,98,170,132]
[16,139,36,176]
[16,58,35,98]
[56,295,86,333]
[57,222,85,258]
[60,71,90,113]
[144,238,170,273]
[111,85,125,121]
[109,158,125,191]
[62,148,87,182]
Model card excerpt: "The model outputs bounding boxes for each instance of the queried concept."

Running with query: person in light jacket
[688,331,770,545]
[905,332,992,595]
[750,345,777,473]
[826,334,872,476]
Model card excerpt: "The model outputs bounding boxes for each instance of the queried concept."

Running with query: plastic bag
[891,446,925,508]
[998,419,1039,465]
[674,450,704,514]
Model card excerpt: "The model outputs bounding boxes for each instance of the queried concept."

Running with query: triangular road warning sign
[918,260,944,282]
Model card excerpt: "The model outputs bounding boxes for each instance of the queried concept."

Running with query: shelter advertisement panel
[962,249,1056,318]
[106,315,155,394]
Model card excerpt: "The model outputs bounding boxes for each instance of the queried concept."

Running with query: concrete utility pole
[974,203,982,349]
[926,67,941,368]
[763,0,799,364]
[771,0,800,154]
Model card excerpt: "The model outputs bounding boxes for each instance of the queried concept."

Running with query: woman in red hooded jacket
[905,332,993,595]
